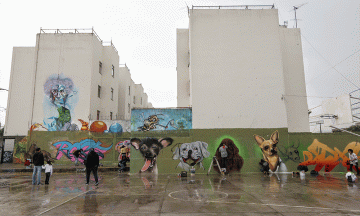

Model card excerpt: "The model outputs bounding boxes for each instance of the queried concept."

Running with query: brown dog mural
[254,131,287,172]
[24,144,55,163]
[213,138,244,174]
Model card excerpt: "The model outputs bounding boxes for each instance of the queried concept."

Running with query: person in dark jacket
[32,147,44,185]
[85,148,99,186]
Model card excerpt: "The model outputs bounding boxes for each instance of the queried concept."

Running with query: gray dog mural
[172,141,210,171]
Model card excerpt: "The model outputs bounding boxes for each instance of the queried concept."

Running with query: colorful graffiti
[213,139,244,174]
[254,131,287,172]
[87,120,123,134]
[131,137,173,173]
[172,141,210,171]
[131,108,192,131]
[12,137,27,163]
[52,139,113,162]
[298,139,360,172]
[25,144,54,162]
[43,74,79,131]
[115,140,131,162]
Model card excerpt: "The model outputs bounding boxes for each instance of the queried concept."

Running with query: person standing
[85,148,99,186]
[32,148,44,185]
[73,149,83,166]
[42,161,53,185]
[348,149,360,175]
[219,143,228,173]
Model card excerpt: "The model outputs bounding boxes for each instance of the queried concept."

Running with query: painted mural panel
[42,74,79,131]
[12,137,27,163]
[131,108,192,132]
[52,139,113,163]
[298,139,360,172]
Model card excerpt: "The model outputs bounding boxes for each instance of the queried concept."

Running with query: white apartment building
[177,6,310,132]
[5,28,151,136]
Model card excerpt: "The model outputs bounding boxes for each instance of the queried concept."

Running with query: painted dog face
[254,131,280,172]
[131,137,173,173]
[173,141,210,166]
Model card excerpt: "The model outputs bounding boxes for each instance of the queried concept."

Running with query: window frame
[111,65,115,77]
[98,85,101,98]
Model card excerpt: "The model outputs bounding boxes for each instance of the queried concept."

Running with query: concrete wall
[279,28,310,132]
[177,29,190,107]
[188,9,288,129]
[5,47,35,136]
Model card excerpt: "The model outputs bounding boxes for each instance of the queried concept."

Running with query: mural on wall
[43,74,79,131]
[298,139,360,172]
[213,138,244,174]
[172,141,210,171]
[12,137,27,163]
[278,141,301,163]
[24,144,55,162]
[254,131,287,172]
[115,140,131,162]
[130,137,174,173]
[131,108,192,132]
[2,151,13,163]
[52,139,113,163]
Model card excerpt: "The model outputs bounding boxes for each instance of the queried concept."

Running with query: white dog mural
[172,141,210,171]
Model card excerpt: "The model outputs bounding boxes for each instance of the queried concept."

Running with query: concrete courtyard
[0,171,359,215]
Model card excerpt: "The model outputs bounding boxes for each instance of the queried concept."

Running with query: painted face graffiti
[172,141,210,171]
[43,75,78,131]
[131,137,173,174]
[254,131,287,172]
[213,139,244,174]
[52,139,112,163]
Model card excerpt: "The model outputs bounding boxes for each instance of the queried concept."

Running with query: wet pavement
[0,171,359,215]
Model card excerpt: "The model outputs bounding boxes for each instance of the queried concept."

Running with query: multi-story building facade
[4,28,151,136]
[177,6,310,132]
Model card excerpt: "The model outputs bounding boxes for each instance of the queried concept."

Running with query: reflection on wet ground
[0,172,359,215]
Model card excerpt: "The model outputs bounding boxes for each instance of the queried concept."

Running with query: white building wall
[4,47,35,136]
[31,33,93,130]
[280,28,310,132]
[118,65,132,120]
[177,29,190,107]
[99,46,119,120]
[188,9,288,129]
[130,79,136,110]
[90,35,105,120]
[134,84,144,108]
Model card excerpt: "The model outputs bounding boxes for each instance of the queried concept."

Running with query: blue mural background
[131,108,192,131]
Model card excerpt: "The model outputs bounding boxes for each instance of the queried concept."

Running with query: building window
[111,88,114,101]
[141,97,142,105]
[128,86,130,95]
[97,110,100,120]
[128,103,130,113]
[112,65,114,77]
[99,61,102,74]
[98,85,101,98]
[133,96,135,104]
[110,112,113,120]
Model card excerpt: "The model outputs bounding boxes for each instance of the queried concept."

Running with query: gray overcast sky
[0,0,359,127]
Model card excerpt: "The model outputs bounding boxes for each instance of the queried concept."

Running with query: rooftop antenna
[290,2,308,28]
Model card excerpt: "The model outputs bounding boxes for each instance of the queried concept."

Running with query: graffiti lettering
[52,139,112,163]
[299,139,360,172]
